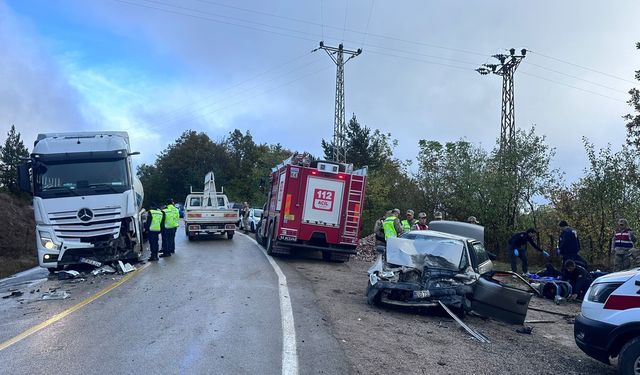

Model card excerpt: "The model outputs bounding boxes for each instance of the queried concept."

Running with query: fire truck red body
[257,153,367,261]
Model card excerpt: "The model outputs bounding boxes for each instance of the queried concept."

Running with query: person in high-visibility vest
[145,204,165,261]
[161,199,180,257]
[383,209,404,240]
[611,218,636,271]
[401,210,417,232]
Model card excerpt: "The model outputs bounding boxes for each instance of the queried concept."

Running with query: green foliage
[321,114,395,169]
[138,129,292,208]
[0,125,29,193]
[625,42,640,149]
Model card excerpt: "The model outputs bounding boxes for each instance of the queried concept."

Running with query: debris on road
[438,301,490,343]
[516,326,533,335]
[57,270,81,280]
[355,235,377,262]
[41,290,69,300]
[524,319,557,324]
[91,265,117,276]
[79,258,103,267]
[527,306,574,318]
[2,291,24,299]
[117,261,136,274]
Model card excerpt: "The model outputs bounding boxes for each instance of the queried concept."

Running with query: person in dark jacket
[508,228,549,274]
[562,260,592,300]
[558,220,587,268]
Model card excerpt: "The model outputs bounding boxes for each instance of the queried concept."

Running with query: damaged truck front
[367,225,533,324]
[18,132,144,273]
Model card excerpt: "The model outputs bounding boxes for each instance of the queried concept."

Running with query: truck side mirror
[17,162,31,194]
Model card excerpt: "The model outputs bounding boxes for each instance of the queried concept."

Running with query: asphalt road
[0,228,349,375]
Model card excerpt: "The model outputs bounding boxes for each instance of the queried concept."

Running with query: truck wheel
[187,234,194,241]
[227,231,234,240]
[266,223,275,255]
[618,336,640,375]
[322,251,332,262]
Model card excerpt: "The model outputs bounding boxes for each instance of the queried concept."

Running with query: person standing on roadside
[558,220,587,268]
[374,211,390,246]
[411,212,429,230]
[145,203,164,261]
[383,208,404,240]
[508,228,549,274]
[611,218,636,271]
[163,199,180,255]
[241,202,250,233]
[401,210,418,232]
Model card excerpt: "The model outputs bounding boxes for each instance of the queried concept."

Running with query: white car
[574,268,640,374]
[245,208,263,232]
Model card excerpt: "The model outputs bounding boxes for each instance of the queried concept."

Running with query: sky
[1,0,639,183]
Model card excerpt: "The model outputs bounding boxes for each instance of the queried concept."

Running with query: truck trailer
[18,132,144,272]
[256,153,367,261]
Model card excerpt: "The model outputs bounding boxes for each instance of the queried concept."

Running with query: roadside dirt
[282,254,615,375]
[0,193,36,278]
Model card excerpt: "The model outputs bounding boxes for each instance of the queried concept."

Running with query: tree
[625,42,640,149]
[0,125,29,193]
[321,114,394,171]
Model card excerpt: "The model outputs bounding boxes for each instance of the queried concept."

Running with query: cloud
[0,1,89,147]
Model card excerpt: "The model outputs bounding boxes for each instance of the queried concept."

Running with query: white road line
[239,233,299,375]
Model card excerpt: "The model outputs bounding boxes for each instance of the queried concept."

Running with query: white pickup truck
[184,172,239,241]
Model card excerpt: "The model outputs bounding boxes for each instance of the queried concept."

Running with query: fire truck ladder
[342,171,366,242]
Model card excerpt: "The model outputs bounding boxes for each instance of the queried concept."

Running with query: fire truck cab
[256,153,367,262]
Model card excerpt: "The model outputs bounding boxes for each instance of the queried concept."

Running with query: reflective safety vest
[383,216,398,240]
[149,209,163,232]
[401,219,416,231]
[614,229,634,248]
[163,205,180,229]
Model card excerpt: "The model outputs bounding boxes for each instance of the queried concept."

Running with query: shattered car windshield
[387,235,465,271]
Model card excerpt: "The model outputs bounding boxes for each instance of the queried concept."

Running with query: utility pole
[314,41,362,163]
[476,48,526,152]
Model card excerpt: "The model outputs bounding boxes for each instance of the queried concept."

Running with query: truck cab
[18,132,144,272]
[184,172,239,240]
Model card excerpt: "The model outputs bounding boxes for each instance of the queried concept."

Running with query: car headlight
[587,282,622,303]
[39,231,59,250]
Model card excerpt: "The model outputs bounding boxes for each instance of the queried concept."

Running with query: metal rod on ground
[438,301,490,343]
[527,306,574,317]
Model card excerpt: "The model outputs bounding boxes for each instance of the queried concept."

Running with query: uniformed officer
[383,209,404,240]
[145,204,165,261]
[401,210,417,232]
[162,199,180,256]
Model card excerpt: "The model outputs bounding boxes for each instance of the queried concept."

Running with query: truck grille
[48,208,121,240]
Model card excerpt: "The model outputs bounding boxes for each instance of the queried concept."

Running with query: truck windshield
[34,159,130,198]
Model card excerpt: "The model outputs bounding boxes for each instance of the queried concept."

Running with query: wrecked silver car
[367,222,533,324]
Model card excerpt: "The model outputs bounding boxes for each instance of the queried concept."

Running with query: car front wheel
[619,336,640,375]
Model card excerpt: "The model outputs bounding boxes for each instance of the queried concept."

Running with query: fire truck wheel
[322,251,332,261]
[266,223,275,255]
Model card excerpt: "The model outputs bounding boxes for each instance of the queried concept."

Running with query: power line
[366,49,473,71]
[523,61,628,94]
[361,0,375,47]
[528,50,637,85]
[520,71,627,103]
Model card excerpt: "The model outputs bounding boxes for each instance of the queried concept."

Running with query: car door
[470,276,533,325]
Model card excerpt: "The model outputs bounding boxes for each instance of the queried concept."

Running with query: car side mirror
[376,245,386,254]
[17,162,31,194]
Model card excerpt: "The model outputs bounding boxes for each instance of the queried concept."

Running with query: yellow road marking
[0,262,149,352]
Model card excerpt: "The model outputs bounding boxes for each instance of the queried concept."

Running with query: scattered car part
[438,301,490,343]
[117,261,136,274]
[79,258,103,267]
[91,265,117,275]
[57,270,80,280]
[2,291,24,299]
[516,326,533,334]
[41,290,69,300]
[528,306,574,318]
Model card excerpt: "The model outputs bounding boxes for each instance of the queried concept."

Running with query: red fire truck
[256,153,367,261]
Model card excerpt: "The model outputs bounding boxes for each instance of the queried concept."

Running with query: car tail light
[188,225,200,231]
[188,213,202,218]
[588,282,622,303]
[604,295,640,310]
[224,213,236,218]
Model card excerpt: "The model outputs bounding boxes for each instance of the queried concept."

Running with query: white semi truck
[18,132,144,273]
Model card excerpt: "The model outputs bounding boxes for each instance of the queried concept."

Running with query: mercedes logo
[77,208,94,222]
